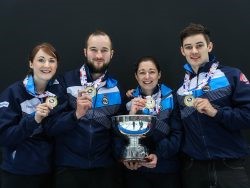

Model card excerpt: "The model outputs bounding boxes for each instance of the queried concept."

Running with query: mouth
[190,56,200,61]
[143,81,153,85]
[40,70,52,74]
[94,58,105,62]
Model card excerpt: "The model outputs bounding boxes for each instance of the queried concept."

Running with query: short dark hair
[134,56,161,74]
[85,30,113,49]
[180,23,211,46]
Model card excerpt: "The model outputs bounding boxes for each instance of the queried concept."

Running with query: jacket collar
[183,54,217,75]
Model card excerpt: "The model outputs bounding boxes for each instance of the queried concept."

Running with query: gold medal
[184,95,194,107]
[84,86,96,98]
[46,96,58,108]
[145,96,155,109]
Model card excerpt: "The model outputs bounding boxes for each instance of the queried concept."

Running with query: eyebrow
[184,41,204,47]
[138,68,157,71]
[89,46,110,50]
[37,56,56,59]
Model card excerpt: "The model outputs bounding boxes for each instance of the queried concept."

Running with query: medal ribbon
[23,75,55,99]
[182,62,219,95]
[79,65,105,89]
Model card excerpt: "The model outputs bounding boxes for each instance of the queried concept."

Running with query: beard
[86,59,109,74]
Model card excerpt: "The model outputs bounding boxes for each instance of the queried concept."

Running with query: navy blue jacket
[125,84,182,173]
[177,55,250,160]
[0,78,66,175]
[46,66,125,169]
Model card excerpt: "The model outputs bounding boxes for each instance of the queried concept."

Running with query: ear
[158,71,161,80]
[29,61,33,69]
[83,48,87,57]
[208,42,213,52]
[180,46,186,56]
[110,49,114,59]
[135,73,138,82]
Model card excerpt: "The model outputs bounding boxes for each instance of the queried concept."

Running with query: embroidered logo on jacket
[102,96,109,105]
[0,101,9,108]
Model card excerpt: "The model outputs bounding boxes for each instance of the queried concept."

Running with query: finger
[77,99,92,106]
[123,161,134,170]
[41,109,48,116]
[78,96,92,103]
[78,90,87,97]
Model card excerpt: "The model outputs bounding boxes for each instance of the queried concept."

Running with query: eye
[138,71,146,75]
[149,70,156,75]
[196,43,204,48]
[184,45,192,50]
[49,59,56,63]
[90,48,98,52]
[38,58,46,63]
[101,49,109,53]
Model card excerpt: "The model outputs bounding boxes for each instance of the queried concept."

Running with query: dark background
[0,0,250,178]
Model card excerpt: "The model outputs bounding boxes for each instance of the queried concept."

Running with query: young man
[47,31,125,188]
[176,23,250,188]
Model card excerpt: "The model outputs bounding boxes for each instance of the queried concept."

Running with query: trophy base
[122,157,151,163]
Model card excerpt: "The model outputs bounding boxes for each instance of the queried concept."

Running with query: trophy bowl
[112,115,156,162]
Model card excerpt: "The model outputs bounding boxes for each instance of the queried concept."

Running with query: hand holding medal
[75,90,93,119]
[35,101,54,123]
[78,86,96,98]
[193,98,218,117]
[129,97,146,115]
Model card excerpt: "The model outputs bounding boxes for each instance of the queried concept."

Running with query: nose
[145,72,150,79]
[191,46,198,53]
[96,50,103,59]
[44,60,50,67]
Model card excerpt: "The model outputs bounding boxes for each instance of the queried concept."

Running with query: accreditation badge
[184,95,194,107]
[84,86,96,98]
[145,96,156,109]
[46,96,58,108]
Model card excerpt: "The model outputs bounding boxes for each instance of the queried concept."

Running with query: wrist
[211,108,218,117]
[129,110,136,115]
[75,111,81,119]
[34,115,42,123]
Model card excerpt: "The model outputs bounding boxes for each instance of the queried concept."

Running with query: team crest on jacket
[240,73,249,84]
[202,84,210,92]
[102,96,109,105]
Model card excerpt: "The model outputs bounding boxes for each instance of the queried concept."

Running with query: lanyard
[23,75,55,99]
[182,62,219,95]
[79,65,105,89]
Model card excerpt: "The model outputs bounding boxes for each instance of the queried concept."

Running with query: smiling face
[29,49,58,84]
[135,60,161,96]
[181,34,213,73]
[84,34,113,74]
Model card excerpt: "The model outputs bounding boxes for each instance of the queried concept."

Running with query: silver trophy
[112,115,156,162]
